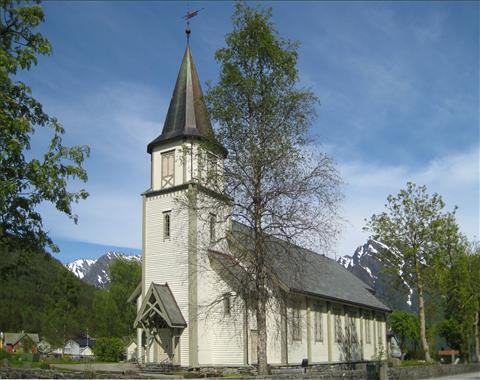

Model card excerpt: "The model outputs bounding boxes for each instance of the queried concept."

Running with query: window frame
[314,304,324,343]
[334,309,343,343]
[291,303,302,342]
[163,211,171,240]
[348,311,358,343]
[209,213,216,243]
[206,152,217,184]
[161,150,175,188]
[365,314,371,344]
[223,293,231,317]
[377,315,383,345]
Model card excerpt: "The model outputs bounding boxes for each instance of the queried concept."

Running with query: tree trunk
[417,273,432,362]
[256,297,268,375]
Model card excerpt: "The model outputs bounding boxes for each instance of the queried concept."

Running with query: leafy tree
[434,229,480,360]
[109,258,141,335]
[0,243,97,347]
[364,183,455,362]
[93,337,124,362]
[0,0,89,252]
[436,319,462,350]
[45,270,82,349]
[206,2,341,374]
[388,310,419,359]
[92,258,141,338]
[92,290,121,337]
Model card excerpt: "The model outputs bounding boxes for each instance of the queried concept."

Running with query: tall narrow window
[209,213,216,243]
[223,293,231,316]
[314,305,323,342]
[349,312,358,343]
[163,211,171,240]
[334,310,342,343]
[377,316,383,345]
[206,152,217,184]
[365,314,371,344]
[291,304,302,341]
[161,150,175,188]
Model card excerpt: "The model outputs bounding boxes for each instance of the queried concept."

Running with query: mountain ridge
[66,251,140,287]
[66,242,416,312]
[337,239,417,312]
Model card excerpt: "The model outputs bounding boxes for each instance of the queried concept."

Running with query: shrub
[0,351,11,360]
[93,337,124,362]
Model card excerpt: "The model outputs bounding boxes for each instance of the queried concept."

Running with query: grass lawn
[0,351,118,370]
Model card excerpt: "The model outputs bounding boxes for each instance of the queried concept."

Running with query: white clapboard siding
[144,191,190,365]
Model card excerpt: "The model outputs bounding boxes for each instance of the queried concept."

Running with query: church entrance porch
[134,283,186,365]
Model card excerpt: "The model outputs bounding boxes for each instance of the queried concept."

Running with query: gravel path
[52,362,138,373]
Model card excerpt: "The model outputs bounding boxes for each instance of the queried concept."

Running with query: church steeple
[147,43,226,156]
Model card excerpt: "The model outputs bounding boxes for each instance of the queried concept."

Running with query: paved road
[430,372,480,380]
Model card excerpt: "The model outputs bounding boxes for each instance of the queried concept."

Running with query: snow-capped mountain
[66,251,140,288]
[338,240,417,312]
[67,259,95,279]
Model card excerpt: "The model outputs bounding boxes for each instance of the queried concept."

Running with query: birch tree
[364,182,456,362]
[205,3,341,374]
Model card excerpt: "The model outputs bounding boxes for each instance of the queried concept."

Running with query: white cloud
[41,186,142,249]
[333,147,479,258]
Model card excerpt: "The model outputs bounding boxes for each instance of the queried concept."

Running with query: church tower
[133,32,236,367]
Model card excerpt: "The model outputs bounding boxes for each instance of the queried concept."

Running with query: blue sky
[22,1,479,263]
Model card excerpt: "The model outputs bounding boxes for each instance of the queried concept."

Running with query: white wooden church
[129,35,390,368]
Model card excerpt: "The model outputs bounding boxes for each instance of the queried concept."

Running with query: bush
[0,351,11,360]
[93,337,124,362]
[19,352,33,362]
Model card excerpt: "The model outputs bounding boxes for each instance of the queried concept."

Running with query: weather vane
[182,8,204,42]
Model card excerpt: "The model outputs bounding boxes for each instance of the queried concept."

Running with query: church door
[156,329,172,362]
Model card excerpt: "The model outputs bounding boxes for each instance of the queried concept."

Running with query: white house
[59,337,95,358]
[126,340,137,361]
[130,31,390,368]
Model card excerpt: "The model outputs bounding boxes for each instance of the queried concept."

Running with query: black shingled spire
[147,38,226,156]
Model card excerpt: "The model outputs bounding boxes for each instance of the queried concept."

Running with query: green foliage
[388,310,419,357]
[434,237,480,357]
[364,182,459,362]
[93,337,124,362]
[364,182,453,286]
[0,245,140,347]
[436,319,462,350]
[92,258,140,338]
[0,0,89,252]
[0,243,96,346]
[206,3,341,374]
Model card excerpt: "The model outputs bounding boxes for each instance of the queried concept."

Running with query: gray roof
[153,284,187,327]
[4,333,39,345]
[228,222,390,312]
[134,283,187,329]
[147,45,226,157]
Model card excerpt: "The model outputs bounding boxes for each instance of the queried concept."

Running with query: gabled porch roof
[134,283,187,329]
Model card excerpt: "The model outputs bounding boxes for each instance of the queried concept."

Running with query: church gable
[134,283,187,330]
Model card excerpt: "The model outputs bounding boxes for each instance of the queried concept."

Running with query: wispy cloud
[334,147,479,258]
[24,1,477,261]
